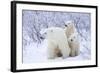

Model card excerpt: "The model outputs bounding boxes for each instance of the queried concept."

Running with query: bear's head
[40,28,54,40]
[64,20,76,38]
[40,28,47,40]
[68,33,78,43]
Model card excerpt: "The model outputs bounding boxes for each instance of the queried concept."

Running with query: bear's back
[47,27,68,43]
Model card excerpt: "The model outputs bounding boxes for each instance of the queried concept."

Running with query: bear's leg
[48,49,56,59]
[58,41,71,59]
[74,43,80,56]
[75,48,79,56]
[55,47,62,57]
[60,46,70,59]
[47,42,57,59]
[70,49,76,57]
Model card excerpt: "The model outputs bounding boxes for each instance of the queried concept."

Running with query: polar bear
[64,21,77,38]
[68,33,80,57]
[40,27,70,59]
[64,21,80,57]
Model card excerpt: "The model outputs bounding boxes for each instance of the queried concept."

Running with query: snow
[22,10,91,63]
[23,36,91,63]
[23,40,47,63]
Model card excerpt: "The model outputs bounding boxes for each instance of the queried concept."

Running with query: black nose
[40,37,44,39]
[71,39,73,41]
[65,25,67,27]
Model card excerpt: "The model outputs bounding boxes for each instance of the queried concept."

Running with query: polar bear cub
[64,21,80,57]
[41,27,71,59]
[68,33,80,57]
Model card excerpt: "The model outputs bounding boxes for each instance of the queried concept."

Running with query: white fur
[68,33,80,57]
[64,21,80,57]
[45,27,71,59]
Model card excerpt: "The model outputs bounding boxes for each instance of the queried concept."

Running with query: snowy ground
[23,32,91,63]
[22,10,91,64]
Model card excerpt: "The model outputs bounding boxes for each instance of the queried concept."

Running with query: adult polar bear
[40,27,71,59]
